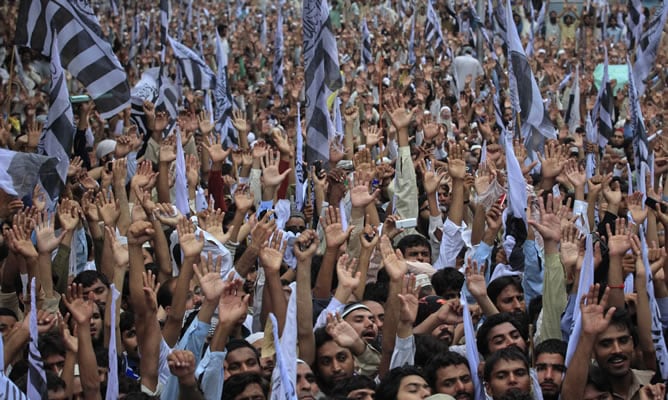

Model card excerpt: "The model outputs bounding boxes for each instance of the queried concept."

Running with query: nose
[454,378,465,392]
[512,298,522,311]
[508,373,518,385]
[612,341,622,354]
[544,366,555,381]
[298,377,311,391]
[332,360,343,373]
[420,386,432,398]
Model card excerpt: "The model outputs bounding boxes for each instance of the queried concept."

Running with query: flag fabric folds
[303,0,343,167]
[168,35,215,90]
[461,291,485,400]
[215,33,239,148]
[626,0,645,50]
[269,282,298,400]
[295,103,306,211]
[407,11,416,66]
[105,286,121,400]
[425,0,446,53]
[15,0,130,119]
[593,48,613,142]
[360,18,372,67]
[565,66,580,133]
[27,278,48,399]
[39,34,75,198]
[504,0,554,141]
[628,56,649,174]
[0,149,59,200]
[633,2,668,96]
[160,0,169,62]
[565,234,594,365]
[175,128,190,216]
[273,8,285,99]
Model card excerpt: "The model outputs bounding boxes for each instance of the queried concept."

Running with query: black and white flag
[565,66,580,134]
[593,47,613,142]
[425,0,446,53]
[28,278,48,399]
[160,0,170,62]
[39,34,75,198]
[215,32,238,147]
[168,35,215,90]
[628,56,648,172]
[626,0,645,50]
[303,0,343,167]
[273,8,285,99]
[0,150,58,200]
[633,2,668,96]
[15,0,130,119]
[505,0,554,141]
[360,18,372,67]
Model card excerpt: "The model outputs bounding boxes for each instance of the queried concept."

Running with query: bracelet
[608,284,625,289]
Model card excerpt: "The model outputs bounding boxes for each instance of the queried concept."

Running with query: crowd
[0,0,668,399]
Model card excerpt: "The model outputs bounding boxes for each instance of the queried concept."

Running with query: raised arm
[294,230,319,365]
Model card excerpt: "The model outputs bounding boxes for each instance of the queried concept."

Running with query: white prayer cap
[96,139,116,160]
[246,332,264,345]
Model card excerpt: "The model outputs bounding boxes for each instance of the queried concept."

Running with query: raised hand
[379,235,408,281]
[57,200,81,232]
[560,223,581,270]
[564,159,586,189]
[231,108,248,133]
[112,158,128,186]
[218,277,249,325]
[153,203,181,227]
[336,254,361,291]
[293,229,319,262]
[132,160,158,191]
[176,217,204,258]
[63,283,95,325]
[385,94,414,130]
[142,270,161,313]
[168,350,197,384]
[419,159,447,195]
[627,192,648,225]
[580,284,615,336]
[259,230,286,273]
[159,136,177,163]
[32,185,47,213]
[202,134,231,163]
[398,274,419,325]
[250,211,277,251]
[105,226,129,269]
[126,220,155,245]
[197,110,214,135]
[474,162,496,194]
[67,156,83,177]
[606,218,632,257]
[321,206,354,250]
[447,142,467,180]
[233,184,255,213]
[528,194,564,243]
[538,141,566,179]
[193,253,226,302]
[261,150,292,187]
[96,188,120,227]
[464,257,487,299]
[272,128,294,158]
[601,174,622,207]
[350,172,380,208]
[7,221,38,259]
[359,224,379,251]
[326,313,363,349]
[35,211,66,254]
[383,214,405,240]
[363,125,383,147]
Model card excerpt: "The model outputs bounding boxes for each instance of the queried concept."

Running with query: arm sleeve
[249,168,262,209]
[393,146,418,240]
[428,215,444,264]
[433,219,466,270]
[313,297,345,331]
[354,344,381,378]
[521,240,543,307]
[195,349,226,400]
[389,335,416,369]
[539,253,567,341]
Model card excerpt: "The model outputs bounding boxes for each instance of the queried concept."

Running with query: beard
[549,17,557,23]
[496,388,532,400]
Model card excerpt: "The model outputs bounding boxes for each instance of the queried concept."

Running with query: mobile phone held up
[395,218,417,229]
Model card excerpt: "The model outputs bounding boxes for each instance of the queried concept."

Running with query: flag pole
[4,46,16,116]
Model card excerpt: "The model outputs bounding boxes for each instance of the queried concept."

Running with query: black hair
[0,307,18,321]
[39,330,66,358]
[483,347,530,382]
[375,366,426,400]
[15,369,66,394]
[608,308,639,346]
[396,234,431,258]
[476,313,528,358]
[120,311,135,333]
[314,327,335,351]
[157,277,176,309]
[221,373,268,400]
[226,338,260,359]
[431,269,465,297]
[330,375,376,397]
[424,351,470,391]
[534,339,567,359]
[414,334,451,368]
[487,276,523,307]
[73,270,110,288]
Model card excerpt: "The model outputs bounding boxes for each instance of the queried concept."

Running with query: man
[342,303,378,344]
[73,270,110,307]
[483,347,532,400]
[0,307,18,336]
[487,276,525,318]
[331,375,376,400]
[297,360,322,400]
[361,300,385,333]
[450,47,483,93]
[397,235,432,264]
[224,339,263,380]
[313,328,356,394]
[431,269,464,301]
[534,339,567,400]
[424,351,474,400]
[476,313,528,359]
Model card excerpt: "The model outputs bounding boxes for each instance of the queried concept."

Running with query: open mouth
[607,355,627,368]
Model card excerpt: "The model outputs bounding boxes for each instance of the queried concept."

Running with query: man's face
[296,363,320,400]
[535,353,566,400]
[435,364,474,400]
[484,359,531,400]
[404,245,431,263]
[48,388,67,400]
[224,347,262,379]
[44,353,66,375]
[611,131,625,147]
[121,327,138,358]
[83,279,109,307]
[362,301,385,332]
[316,341,354,386]
[397,375,432,400]
[285,217,306,234]
[495,285,525,315]
[344,309,378,342]
[90,303,103,342]
[583,384,613,400]
[0,315,17,337]
[594,324,634,378]
[486,322,527,355]
[431,324,455,345]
